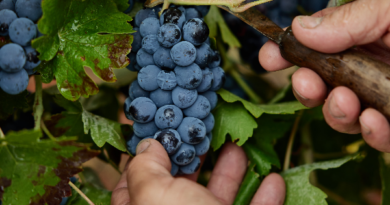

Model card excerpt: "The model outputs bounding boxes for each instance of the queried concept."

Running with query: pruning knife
[219,6,390,121]
[144,0,390,121]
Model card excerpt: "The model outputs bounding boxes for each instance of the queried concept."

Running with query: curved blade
[218,6,284,44]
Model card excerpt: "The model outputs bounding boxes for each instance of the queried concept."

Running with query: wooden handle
[279,27,390,121]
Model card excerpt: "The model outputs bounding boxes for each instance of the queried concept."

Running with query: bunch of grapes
[124,5,225,176]
[0,0,42,95]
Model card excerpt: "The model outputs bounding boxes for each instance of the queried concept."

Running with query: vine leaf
[0,89,29,120]
[82,111,126,151]
[380,153,390,205]
[218,89,308,118]
[0,130,100,205]
[244,114,296,176]
[211,101,258,150]
[281,154,361,205]
[113,0,130,12]
[32,0,135,101]
[204,6,241,48]
[48,95,127,152]
[70,184,112,205]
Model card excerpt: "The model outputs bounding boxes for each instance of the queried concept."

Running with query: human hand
[111,139,285,205]
[259,0,390,152]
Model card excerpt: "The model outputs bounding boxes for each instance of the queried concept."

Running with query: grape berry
[0,1,43,95]
[125,5,224,176]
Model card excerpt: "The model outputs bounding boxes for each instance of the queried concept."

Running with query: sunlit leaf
[281,154,361,205]
[211,101,257,150]
[32,0,135,101]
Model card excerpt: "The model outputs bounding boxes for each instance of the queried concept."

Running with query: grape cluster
[124,5,224,176]
[0,0,42,95]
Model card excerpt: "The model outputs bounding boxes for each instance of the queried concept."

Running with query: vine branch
[33,75,43,131]
[148,0,272,13]
[69,181,95,205]
[283,110,304,171]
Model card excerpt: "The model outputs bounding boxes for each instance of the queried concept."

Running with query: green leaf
[242,114,295,176]
[233,163,261,205]
[380,153,390,205]
[35,60,55,83]
[82,111,126,151]
[211,102,257,150]
[243,114,295,176]
[128,1,144,18]
[0,130,99,205]
[113,0,130,12]
[0,89,29,120]
[48,95,127,152]
[71,185,112,205]
[204,6,241,48]
[281,154,361,205]
[32,0,135,101]
[218,89,308,118]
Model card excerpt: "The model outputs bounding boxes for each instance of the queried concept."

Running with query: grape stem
[33,75,43,131]
[283,110,304,171]
[69,181,95,205]
[300,123,317,185]
[153,0,272,15]
[0,128,5,139]
[229,69,263,103]
[41,120,56,141]
[216,38,264,103]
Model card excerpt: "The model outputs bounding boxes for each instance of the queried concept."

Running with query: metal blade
[218,6,284,44]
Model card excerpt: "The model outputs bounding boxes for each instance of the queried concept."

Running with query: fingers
[322,87,361,134]
[292,0,390,53]
[360,108,390,153]
[250,173,286,205]
[126,139,220,205]
[383,33,390,48]
[207,142,248,205]
[111,171,131,205]
[126,139,174,204]
[291,68,327,107]
[259,41,292,71]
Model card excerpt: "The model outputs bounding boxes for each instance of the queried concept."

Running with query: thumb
[127,139,174,203]
[291,0,390,53]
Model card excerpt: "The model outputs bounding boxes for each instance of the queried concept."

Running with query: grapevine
[0,0,388,205]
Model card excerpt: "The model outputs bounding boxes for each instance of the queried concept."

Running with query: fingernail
[359,117,371,135]
[328,95,346,118]
[293,87,308,100]
[297,16,323,29]
[136,139,150,155]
